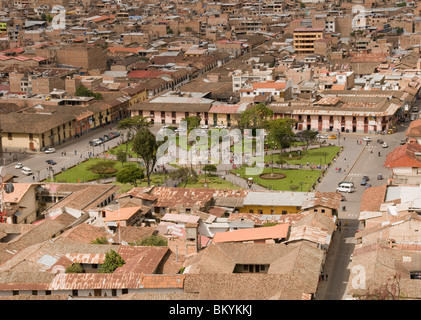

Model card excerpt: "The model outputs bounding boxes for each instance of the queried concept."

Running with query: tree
[181,115,201,132]
[87,160,117,178]
[132,127,159,186]
[99,250,125,273]
[296,129,318,152]
[132,235,168,246]
[236,103,274,130]
[91,236,108,244]
[117,115,151,154]
[170,167,198,187]
[116,166,144,187]
[266,118,296,150]
[66,263,85,273]
[202,164,217,185]
[117,115,151,135]
[75,85,102,100]
[116,149,128,166]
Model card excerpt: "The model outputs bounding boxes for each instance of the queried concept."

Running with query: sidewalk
[314,224,343,300]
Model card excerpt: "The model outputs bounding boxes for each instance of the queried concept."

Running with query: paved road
[10,124,128,183]
[315,121,410,300]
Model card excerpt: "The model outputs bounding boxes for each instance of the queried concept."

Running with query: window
[8,133,12,140]
[249,209,254,213]
[282,210,287,215]
[72,290,78,296]
[29,133,33,141]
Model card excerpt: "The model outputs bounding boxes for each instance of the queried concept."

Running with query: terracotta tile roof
[253,81,287,90]
[208,104,240,114]
[212,223,289,243]
[384,143,421,168]
[107,46,145,54]
[141,274,185,289]
[360,185,387,213]
[49,273,143,290]
[103,206,149,222]
[115,246,169,274]
[406,118,421,137]
[3,183,32,204]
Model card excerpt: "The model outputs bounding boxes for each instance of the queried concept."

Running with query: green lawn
[265,146,341,166]
[46,158,138,183]
[232,167,322,192]
[181,174,243,190]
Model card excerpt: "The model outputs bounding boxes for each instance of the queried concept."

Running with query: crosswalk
[344,172,387,179]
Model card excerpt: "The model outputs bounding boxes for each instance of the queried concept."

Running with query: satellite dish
[4,183,14,194]
[0,166,6,178]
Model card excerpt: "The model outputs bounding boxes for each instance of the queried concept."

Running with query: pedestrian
[344,158,346,162]
[321,274,324,281]
[325,274,328,281]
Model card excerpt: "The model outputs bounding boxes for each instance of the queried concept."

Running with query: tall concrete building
[293,27,325,55]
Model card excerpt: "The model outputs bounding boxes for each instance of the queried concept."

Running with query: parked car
[103,135,110,141]
[21,167,32,175]
[400,139,406,145]
[14,163,24,169]
[317,134,329,139]
[46,160,57,165]
[44,148,55,154]
[328,135,337,139]
[92,139,103,146]
[109,131,120,138]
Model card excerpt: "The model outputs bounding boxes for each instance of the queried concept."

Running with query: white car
[15,163,24,169]
[317,134,329,139]
[44,148,56,154]
[21,167,32,175]
[382,142,388,148]
[362,137,371,142]
[174,127,187,133]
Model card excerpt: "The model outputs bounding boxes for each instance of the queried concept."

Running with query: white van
[336,182,354,193]
[21,167,32,175]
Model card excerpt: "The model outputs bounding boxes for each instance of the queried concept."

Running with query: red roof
[253,81,287,90]
[384,143,421,168]
[127,70,173,78]
[212,223,289,243]
[406,118,421,137]
[208,105,240,114]
[108,46,145,54]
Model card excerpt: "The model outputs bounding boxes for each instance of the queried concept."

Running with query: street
[3,120,412,300]
[315,120,410,300]
[9,124,128,183]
